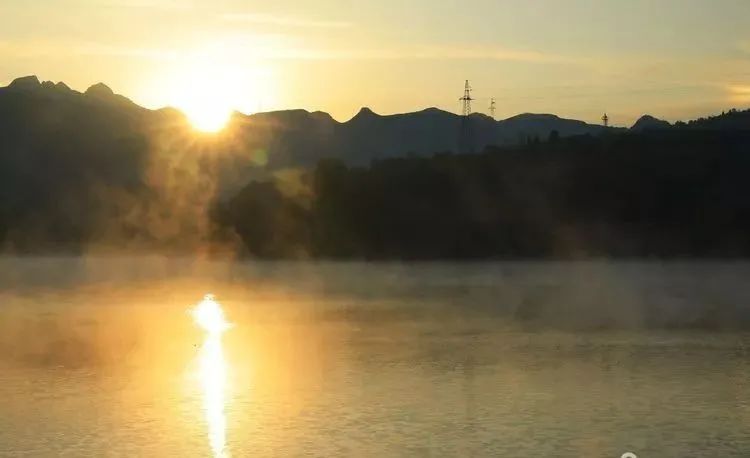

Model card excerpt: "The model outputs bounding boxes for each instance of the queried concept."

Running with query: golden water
[1,258,749,457]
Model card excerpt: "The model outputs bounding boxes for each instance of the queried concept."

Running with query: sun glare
[193,294,231,335]
[185,99,233,133]
[173,69,237,132]
[192,294,231,457]
[160,50,276,133]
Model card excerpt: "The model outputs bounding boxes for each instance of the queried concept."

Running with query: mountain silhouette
[231,106,620,167]
[1,75,747,183]
[0,75,621,169]
[631,115,672,132]
[7,75,42,91]
[1,75,749,255]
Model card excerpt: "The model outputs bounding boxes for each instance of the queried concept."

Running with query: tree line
[216,128,750,259]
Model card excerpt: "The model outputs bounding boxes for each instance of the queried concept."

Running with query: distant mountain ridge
[0,75,616,167]
[1,74,749,255]
[1,75,748,170]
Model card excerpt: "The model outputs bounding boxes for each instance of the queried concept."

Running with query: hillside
[0,75,613,168]
[218,129,750,259]
[1,74,749,255]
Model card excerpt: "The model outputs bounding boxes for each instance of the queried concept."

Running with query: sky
[1,0,749,126]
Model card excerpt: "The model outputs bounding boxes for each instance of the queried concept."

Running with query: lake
[1,257,749,457]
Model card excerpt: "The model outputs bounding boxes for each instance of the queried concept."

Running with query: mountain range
[0,75,621,169]
[5,75,746,171]
[1,75,749,254]
[9,74,747,172]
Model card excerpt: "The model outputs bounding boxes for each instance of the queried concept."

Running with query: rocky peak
[85,82,115,98]
[7,75,41,91]
[350,107,379,122]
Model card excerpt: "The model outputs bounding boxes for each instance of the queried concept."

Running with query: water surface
[1,257,749,456]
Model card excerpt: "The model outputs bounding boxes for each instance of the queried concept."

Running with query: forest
[1,83,748,259]
[217,123,750,259]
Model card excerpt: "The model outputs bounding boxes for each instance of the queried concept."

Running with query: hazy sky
[2,0,749,125]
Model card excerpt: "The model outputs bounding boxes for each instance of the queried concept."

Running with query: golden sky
[2,0,749,125]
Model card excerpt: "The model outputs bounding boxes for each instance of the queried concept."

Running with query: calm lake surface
[1,257,749,457]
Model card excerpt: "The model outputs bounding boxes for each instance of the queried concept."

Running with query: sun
[161,55,275,133]
[171,67,239,132]
[181,93,233,133]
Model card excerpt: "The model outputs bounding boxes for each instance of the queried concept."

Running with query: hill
[1,74,749,256]
[218,129,750,259]
[0,75,614,169]
[630,115,671,132]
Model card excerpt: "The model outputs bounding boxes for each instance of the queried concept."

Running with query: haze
[2,0,749,125]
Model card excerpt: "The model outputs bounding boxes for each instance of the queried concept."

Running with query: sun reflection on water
[192,294,231,458]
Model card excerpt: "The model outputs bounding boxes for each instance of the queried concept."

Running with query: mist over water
[1,257,750,456]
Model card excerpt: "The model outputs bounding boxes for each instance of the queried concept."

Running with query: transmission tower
[458,80,475,152]
[602,112,609,127]
[459,80,474,116]
[489,98,497,120]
